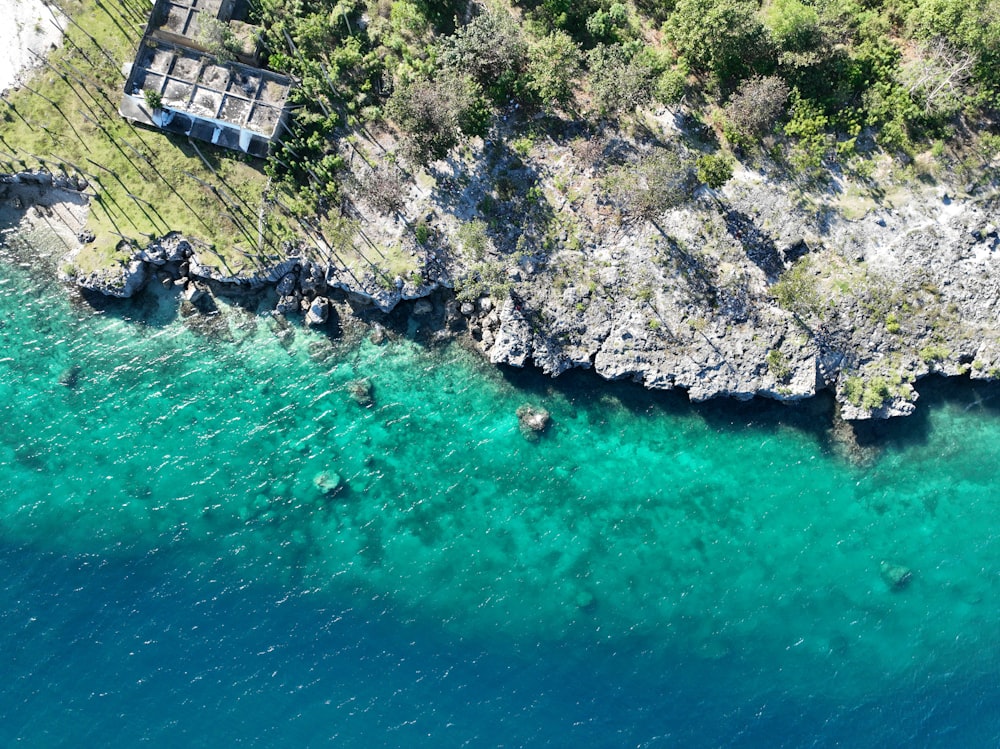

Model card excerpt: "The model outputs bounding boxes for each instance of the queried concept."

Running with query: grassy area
[2,0,289,275]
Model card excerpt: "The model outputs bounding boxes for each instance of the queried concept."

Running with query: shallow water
[2,227,999,746]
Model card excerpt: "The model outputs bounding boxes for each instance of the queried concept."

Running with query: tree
[723,75,790,139]
[387,73,488,165]
[439,9,526,101]
[587,44,658,115]
[898,37,977,117]
[907,0,1000,100]
[664,0,770,83]
[763,0,820,53]
[526,31,582,110]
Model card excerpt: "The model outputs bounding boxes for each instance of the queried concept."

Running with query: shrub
[920,343,950,363]
[861,376,892,410]
[455,261,509,301]
[766,348,791,380]
[358,164,406,214]
[415,219,431,244]
[604,147,697,219]
[772,258,819,314]
[696,152,735,188]
[143,89,162,110]
[196,16,237,62]
[783,90,833,177]
[844,376,864,406]
[723,75,790,139]
[654,66,688,107]
[456,219,490,260]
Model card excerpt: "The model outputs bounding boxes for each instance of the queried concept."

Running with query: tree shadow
[429,134,556,257]
[723,208,797,283]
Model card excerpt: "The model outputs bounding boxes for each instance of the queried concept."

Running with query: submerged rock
[347,377,374,407]
[313,471,344,497]
[516,404,551,439]
[880,561,913,591]
[58,364,81,389]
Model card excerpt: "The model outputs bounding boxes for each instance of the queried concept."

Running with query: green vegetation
[603,148,697,219]
[843,374,893,410]
[7,0,1000,287]
[766,348,791,381]
[455,260,511,301]
[250,0,1000,220]
[142,89,162,111]
[843,369,916,410]
[696,152,735,188]
[1,0,299,275]
[456,219,490,260]
[920,343,951,364]
[773,258,819,315]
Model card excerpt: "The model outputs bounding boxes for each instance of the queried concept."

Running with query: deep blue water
[2,222,1000,747]
[4,539,1000,748]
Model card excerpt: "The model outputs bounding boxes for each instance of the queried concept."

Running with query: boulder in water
[516,404,551,439]
[880,561,913,590]
[305,296,330,326]
[575,590,596,610]
[347,378,374,407]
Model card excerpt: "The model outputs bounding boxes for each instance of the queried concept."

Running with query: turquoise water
[2,225,1000,746]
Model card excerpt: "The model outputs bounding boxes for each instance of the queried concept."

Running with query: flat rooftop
[128,38,291,139]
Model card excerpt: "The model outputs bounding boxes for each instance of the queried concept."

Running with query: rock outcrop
[50,119,1000,422]
[467,172,1000,420]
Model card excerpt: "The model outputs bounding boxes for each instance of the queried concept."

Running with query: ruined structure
[119,0,293,157]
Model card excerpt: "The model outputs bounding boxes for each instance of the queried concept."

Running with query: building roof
[127,39,291,140]
[120,0,290,156]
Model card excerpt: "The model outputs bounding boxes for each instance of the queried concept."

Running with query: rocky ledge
[468,176,1000,420]
[16,132,998,423]
[67,230,442,320]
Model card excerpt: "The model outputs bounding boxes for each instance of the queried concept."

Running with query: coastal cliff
[43,123,1000,421]
[3,0,998,421]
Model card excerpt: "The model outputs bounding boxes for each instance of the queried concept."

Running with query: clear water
[2,224,999,747]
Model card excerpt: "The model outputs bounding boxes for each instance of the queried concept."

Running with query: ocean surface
[2,220,999,747]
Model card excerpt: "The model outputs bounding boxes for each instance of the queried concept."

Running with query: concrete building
[120,0,293,158]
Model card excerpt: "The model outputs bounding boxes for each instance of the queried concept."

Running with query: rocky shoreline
[465,172,1000,421]
[4,165,1000,422]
